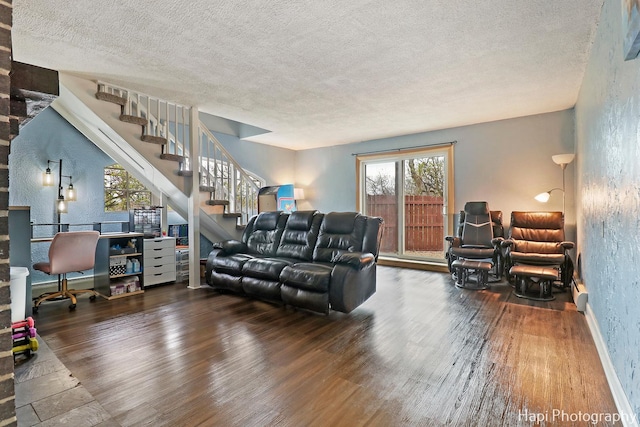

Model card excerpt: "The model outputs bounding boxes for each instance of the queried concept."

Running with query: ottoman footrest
[451,259,494,290]
[510,265,558,301]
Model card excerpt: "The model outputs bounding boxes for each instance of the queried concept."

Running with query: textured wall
[575,0,640,418]
[9,108,128,284]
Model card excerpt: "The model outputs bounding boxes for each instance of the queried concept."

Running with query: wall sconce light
[64,177,77,201]
[535,153,575,213]
[42,159,76,222]
[42,164,54,186]
[57,195,67,213]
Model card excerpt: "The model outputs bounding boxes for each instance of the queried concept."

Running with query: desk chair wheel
[89,294,97,301]
[69,303,76,310]
[32,306,39,313]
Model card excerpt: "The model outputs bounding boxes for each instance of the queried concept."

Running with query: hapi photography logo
[519,408,638,425]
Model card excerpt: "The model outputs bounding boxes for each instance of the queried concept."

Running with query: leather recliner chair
[445,201,503,289]
[502,211,574,300]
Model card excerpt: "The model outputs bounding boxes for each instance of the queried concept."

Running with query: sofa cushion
[276,211,323,260]
[242,257,294,281]
[280,263,332,292]
[210,253,254,276]
[313,212,366,263]
[242,277,282,301]
[245,211,288,256]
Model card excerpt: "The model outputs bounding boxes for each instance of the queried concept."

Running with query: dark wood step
[177,170,193,177]
[205,199,229,206]
[199,186,216,193]
[141,134,167,145]
[95,91,126,106]
[223,212,241,219]
[120,114,147,126]
[160,153,184,163]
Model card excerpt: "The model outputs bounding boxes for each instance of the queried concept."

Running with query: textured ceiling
[12,0,603,150]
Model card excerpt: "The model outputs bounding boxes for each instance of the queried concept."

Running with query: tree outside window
[104,164,151,212]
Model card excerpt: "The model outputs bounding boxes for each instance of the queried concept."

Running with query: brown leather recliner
[502,211,574,299]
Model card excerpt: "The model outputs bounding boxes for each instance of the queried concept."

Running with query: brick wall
[0,0,15,425]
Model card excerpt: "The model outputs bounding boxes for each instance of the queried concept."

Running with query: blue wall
[575,0,640,418]
[10,108,129,283]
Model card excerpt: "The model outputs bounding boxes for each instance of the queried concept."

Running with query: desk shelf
[94,233,145,299]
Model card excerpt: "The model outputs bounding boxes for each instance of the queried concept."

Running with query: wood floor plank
[30,267,621,426]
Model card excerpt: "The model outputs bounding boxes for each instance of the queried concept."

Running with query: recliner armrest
[561,241,575,250]
[211,239,247,254]
[335,252,375,269]
[445,236,461,247]
[491,237,504,247]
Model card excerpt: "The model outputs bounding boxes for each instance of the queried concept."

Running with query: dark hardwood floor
[30,267,619,426]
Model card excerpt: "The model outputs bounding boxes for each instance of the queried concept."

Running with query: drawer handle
[154,248,162,251]
[154,273,162,276]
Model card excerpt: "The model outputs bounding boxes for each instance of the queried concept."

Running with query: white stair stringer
[51,73,234,243]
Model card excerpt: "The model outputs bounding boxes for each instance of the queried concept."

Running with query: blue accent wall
[575,0,640,419]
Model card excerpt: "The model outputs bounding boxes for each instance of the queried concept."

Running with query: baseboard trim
[585,302,639,427]
[377,257,449,273]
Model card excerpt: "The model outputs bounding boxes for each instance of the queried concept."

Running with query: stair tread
[160,153,184,162]
[141,134,167,145]
[177,170,194,177]
[120,114,147,126]
[95,91,126,106]
[223,212,242,218]
[199,186,216,193]
[205,199,230,206]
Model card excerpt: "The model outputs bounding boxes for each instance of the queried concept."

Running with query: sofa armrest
[491,237,504,247]
[212,239,247,254]
[335,252,375,269]
[501,239,514,248]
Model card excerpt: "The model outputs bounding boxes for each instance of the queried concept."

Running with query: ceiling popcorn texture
[13,0,604,150]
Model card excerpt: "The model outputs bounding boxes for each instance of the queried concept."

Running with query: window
[356,144,455,263]
[104,164,152,212]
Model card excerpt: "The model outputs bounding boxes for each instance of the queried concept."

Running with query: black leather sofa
[205,210,384,314]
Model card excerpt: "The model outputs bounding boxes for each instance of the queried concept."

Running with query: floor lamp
[534,153,575,214]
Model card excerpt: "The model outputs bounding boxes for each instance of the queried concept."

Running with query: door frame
[355,144,455,262]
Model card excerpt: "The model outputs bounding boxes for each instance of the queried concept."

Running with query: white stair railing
[198,125,260,224]
[96,81,259,224]
[96,82,190,165]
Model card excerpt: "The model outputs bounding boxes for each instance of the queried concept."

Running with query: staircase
[51,73,261,287]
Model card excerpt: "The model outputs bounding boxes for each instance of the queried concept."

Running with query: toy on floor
[11,317,39,362]
[12,337,39,356]
[12,327,37,340]
[11,317,35,330]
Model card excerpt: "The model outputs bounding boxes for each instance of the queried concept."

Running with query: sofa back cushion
[276,211,323,260]
[313,212,366,262]
[245,211,288,256]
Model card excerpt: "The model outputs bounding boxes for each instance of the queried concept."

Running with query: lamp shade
[294,188,305,200]
[534,192,551,203]
[42,169,54,186]
[57,196,67,213]
[551,153,575,166]
[65,183,77,201]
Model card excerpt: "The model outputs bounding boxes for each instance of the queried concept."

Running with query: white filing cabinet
[143,237,176,287]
